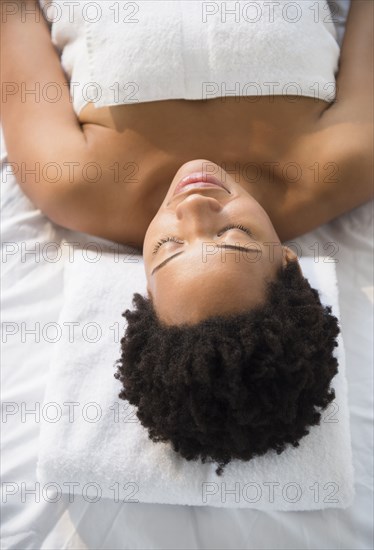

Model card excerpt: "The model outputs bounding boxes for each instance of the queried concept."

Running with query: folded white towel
[36,246,355,510]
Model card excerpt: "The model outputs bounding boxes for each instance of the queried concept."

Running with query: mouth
[173,172,230,196]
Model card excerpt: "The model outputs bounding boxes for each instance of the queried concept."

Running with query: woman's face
[143,159,298,325]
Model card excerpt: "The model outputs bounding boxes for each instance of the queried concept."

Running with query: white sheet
[1,121,373,548]
[1,1,373,541]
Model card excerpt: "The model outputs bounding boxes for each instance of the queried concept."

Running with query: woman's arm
[308,0,374,221]
[277,0,373,240]
[1,0,146,245]
[0,0,90,213]
[331,0,373,113]
[0,0,155,248]
[318,0,373,139]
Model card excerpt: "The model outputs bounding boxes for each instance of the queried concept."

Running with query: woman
[1,0,372,474]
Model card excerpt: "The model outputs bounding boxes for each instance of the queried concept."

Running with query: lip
[173,172,230,196]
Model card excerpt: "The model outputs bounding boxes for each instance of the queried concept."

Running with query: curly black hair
[114,260,340,476]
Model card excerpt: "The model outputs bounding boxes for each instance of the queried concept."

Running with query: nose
[175,193,222,234]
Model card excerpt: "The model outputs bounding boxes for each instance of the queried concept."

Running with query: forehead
[151,258,272,325]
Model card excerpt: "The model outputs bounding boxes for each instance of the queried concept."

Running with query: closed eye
[152,224,255,255]
[152,236,183,255]
[217,224,255,238]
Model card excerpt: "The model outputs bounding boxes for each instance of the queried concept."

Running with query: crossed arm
[1,0,373,243]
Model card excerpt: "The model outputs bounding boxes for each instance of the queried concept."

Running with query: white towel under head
[36,248,354,510]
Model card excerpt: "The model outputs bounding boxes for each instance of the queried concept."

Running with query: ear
[282,246,303,274]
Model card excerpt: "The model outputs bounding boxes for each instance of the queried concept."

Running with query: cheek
[144,230,153,249]
[142,230,157,275]
[241,201,276,233]
[245,201,268,219]
[143,216,161,250]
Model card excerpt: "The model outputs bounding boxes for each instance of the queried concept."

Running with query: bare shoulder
[307,0,374,204]
[273,106,373,241]
[298,101,373,215]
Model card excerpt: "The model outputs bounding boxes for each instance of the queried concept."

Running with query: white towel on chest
[44,0,340,115]
[36,247,355,510]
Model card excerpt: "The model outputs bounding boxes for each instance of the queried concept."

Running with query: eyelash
[152,224,253,255]
[217,223,253,237]
[152,236,184,255]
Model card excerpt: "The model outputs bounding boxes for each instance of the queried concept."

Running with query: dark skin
[0,0,373,254]
[142,158,301,325]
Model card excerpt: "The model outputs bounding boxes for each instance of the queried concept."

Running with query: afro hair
[114,260,340,476]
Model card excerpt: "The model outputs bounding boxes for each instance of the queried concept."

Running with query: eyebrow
[151,244,259,276]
